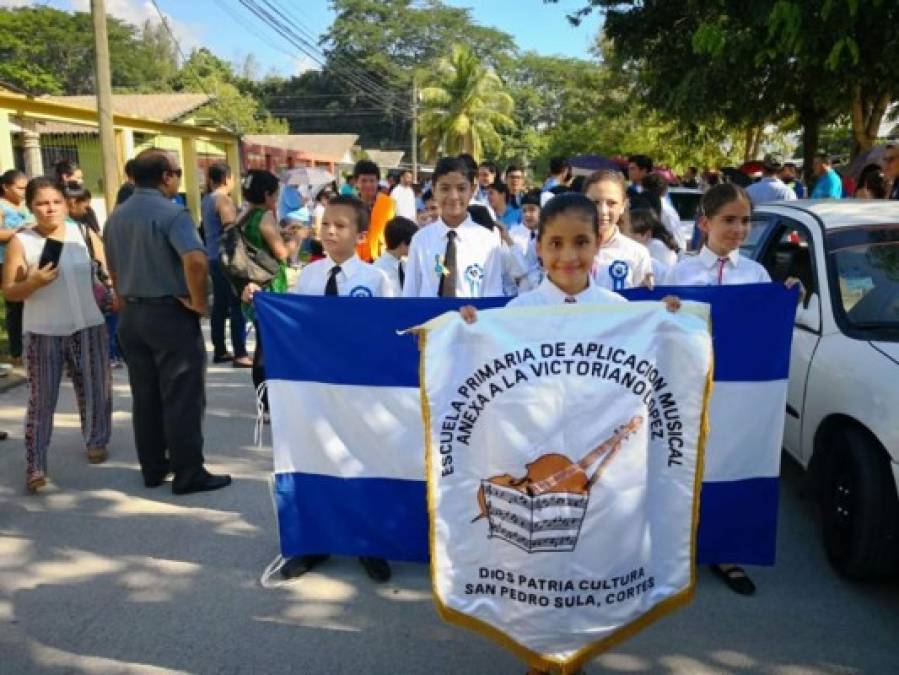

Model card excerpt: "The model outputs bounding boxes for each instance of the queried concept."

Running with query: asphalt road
[1,339,897,675]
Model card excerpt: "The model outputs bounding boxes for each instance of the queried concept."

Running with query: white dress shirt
[403,217,504,297]
[508,224,543,288]
[292,254,395,297]
[509,275,627,308]
[648,237,678,268]
[660,198,687,250]
[373,251,404,295]
[390,184,417,220]
[593,226,654,290]
[665,246,771,286]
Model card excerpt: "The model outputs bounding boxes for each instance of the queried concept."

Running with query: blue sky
[28,0,602,76]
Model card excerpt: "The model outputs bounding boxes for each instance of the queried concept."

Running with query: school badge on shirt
[608,260,630,291]
[349,285,374,298]
[464,263,484,296]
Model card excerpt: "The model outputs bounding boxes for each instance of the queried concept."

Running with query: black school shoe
[358,556,391,582]
[172,468,232,495]
[710,564,756,595]
[143,460,172,488]
[281,554,330,579]
[212,352,234,364]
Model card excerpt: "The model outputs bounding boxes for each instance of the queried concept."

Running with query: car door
[754,215,822,460]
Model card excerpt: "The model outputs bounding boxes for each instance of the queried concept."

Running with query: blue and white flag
[256,283,796,566]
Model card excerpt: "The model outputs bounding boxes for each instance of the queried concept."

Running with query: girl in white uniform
[583,170,654,291]
[665,182,803,597]
[460,194,679,318]
[460,193,678,675]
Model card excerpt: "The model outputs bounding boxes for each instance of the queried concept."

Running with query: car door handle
[786,404,800,419]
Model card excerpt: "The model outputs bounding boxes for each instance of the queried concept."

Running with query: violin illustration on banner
[473,416,644,553]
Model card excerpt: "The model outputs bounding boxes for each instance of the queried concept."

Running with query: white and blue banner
[417,301,712,670]
[256,283,796,567]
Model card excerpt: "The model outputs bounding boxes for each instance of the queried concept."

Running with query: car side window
[740,216,774,259]
[757,219,818,301]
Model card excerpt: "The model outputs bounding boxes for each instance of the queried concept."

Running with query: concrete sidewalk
[0,339,897,674]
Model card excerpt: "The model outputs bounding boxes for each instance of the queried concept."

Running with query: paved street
[0,336,897,675]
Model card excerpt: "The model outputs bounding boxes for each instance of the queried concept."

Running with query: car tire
[820,427,899,579]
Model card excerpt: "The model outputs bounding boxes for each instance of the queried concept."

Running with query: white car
[746,200,899,579]
[667,187,703,248]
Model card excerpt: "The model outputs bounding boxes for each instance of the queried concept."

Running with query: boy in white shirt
[509,189,543,288]
[403,156,504,298]
[373,215,417,294]
[279,194,393,583]
[293,195,394,298]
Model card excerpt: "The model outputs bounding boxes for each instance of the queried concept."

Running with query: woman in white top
[2,177,112,493]
[665,182,802,597]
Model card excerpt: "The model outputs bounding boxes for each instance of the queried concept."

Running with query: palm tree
[418,45,515,162]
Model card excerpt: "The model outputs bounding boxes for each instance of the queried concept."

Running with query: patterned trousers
[25,325,112,477]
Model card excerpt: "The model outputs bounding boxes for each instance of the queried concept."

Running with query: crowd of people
[0,141,897,672]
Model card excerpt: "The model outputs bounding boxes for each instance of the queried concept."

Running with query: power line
[236,0,412,119]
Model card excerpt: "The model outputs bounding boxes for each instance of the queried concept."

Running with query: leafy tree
[173,49,287,134]
[419,45,515,162]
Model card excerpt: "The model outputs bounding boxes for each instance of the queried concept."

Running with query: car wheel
[820,428,899,579]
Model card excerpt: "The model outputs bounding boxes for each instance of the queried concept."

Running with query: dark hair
[783,162,798,170]
[505,164,522,176]
[813,152,831,164]
[548,157,569,175]
[582,169,627,197]
[641,173,669,197]
[241,169,279,204]
[207,162,231,188]
[856,166,886,198]
[353,159,380,180]
[488,180,510,199]
[569,175,586,193]
[629,208,679,253]
[316,189,332,203]
[422,188,435,202]
[1,169,26,188]
[628,154,653,172]
[25,176,64,208]
[457,153,478,175]
[308,239,324,257]
[700,183,751,219]
[62,180,87,199]
[467,204,495,230]
[133,149,176,188]
[478,160,498,174]
[328,194,369,233]
[123,158,136,180]
[433,156,476,184]
[384,216,418,249]
[537,192,599,241]
[520,188,541,207]
[53,159,80,182]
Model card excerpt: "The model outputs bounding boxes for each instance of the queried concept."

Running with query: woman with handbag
[224,170,297,415]
[1,177,112,493]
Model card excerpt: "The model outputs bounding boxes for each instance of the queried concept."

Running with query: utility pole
[411,74,418,183]
[91,0,119,213]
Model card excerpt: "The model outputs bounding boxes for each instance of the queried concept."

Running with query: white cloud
[67,0,203,53]
[294,55,321,75]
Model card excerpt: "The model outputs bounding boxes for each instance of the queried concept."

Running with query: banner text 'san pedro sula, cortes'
[438,340,686,478]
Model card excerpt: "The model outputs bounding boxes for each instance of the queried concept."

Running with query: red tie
[716,258,727,285]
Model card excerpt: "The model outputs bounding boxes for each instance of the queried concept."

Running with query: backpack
[219,208,281,294]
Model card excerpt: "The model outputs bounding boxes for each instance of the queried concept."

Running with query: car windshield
[668,192,701,221]
[829,229,899,331]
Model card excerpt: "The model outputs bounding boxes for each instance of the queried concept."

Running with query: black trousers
[117,302,206,479]
[252,320,268,412]
[5,300,23,358]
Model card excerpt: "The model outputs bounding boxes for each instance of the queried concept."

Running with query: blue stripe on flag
[274,473,429,562]
[255,295,508,387]
[274,474,779,565]
[623,283,798,382]
[257,284,796,386]
[695,477,780,565]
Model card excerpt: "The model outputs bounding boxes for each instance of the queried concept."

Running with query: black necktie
[530,230,536,240]
[325,265,341,296]
[398,260,405,289]
[438,230,458,297]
